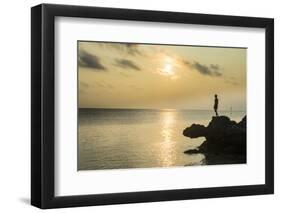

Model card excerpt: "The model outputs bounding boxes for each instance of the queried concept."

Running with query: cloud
[184,60,223,77]
[225,77,239,85]
[225,79,239,85]
[110,43,142,56]
[119,72,131,78]
[97,42,142,56]
[183,60,191,66]
[80,82,89,88]
[210,64,220,70]
[78,50,106,70]
[92,81,115,89]
[79,81,90,94]
[115,59,141,71]
[192,62,221,76]
[212,71,222,77]
[124,44,142,55]
[130,85,143,90]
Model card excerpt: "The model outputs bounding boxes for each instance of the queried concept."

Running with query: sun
[162,63,174,76]
[159,57,176,77]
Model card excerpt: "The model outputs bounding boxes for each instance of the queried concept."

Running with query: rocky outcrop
[183,116,246,164]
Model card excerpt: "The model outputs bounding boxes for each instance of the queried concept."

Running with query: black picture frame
[31,3,274,209]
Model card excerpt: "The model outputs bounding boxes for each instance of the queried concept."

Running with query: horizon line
[79,107,246,112]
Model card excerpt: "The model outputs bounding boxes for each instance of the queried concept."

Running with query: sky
[78,41,246,111]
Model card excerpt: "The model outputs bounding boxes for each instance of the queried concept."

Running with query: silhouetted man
[214,94,219,116]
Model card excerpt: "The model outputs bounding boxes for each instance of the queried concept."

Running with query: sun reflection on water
[159,109,177,167]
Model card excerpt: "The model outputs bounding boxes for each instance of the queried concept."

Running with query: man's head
[215,94,218,98]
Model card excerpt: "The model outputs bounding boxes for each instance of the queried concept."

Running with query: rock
[183,115,246,164]
[184,149,200,154]
[238,116,246,128]
[183,124,207,138]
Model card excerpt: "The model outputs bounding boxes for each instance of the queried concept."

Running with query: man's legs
[215,108,218,116]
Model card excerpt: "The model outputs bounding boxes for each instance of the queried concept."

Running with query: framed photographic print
[31,4,274,209]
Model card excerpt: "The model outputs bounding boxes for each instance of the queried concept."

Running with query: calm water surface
[78,109,245,170]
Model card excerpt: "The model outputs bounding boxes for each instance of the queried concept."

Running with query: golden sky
[78,41,246,111]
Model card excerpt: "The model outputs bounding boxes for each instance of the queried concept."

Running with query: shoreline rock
[183,115,246,164]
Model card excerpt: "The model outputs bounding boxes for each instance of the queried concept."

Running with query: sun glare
[163,63,174,75]
[159,57,177,78]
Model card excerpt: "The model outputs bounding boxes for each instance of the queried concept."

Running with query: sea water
[78,109,245,170]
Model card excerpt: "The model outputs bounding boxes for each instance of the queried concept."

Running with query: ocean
[78,108,245,170]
